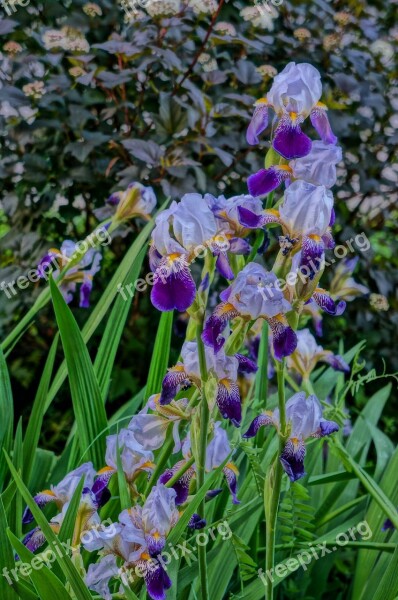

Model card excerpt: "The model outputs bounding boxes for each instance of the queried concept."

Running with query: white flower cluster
[240,3,278,31]
[42,27,90,53]
[22,81,46,99]
[145,0,181,17]
[83,2,102,16]
[187,0,218,14]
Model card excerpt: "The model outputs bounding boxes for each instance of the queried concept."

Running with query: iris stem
[196,324,210,600]
[264,358,286,600]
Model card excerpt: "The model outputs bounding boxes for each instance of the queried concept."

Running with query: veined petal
[188,513,206,529]
[229,237,251,255]
[310,105,337,145]
[144,561,172,600]
[237,206,267,229]
[301,235,325,280]
[159,462,195,505]
[151,259,196,312]
[235,353,258,374]
[216,379,242,427]
[145,533,166,558]
[223,463,240,505]
[202,303,239,353]
[160,366,189,406]
[247,102,269,145]
[280,437,306,482]
[22,491,57,525]
[79,277,93,308]
[313,288,346,316]
[273,117,312,159]
[268,316,298,361]
[22,527,47,553]
[242,413,273,438]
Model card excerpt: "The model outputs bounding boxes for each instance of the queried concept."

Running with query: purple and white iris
[149,193,256,312]
[159,341,256,426]
[244,392,339,482]
[239,181,335,279]
[38,241,102,307]
[248,141,342,197]
[202,262,297,361]
[247,62,337,159]
[286,328,349,378]
[83,484,179,600]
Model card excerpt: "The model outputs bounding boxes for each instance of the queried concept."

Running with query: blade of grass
[7,530,72,600]
[0,347,14,488]
[50,278,108,468]
[4,453,93,600]
[94,248,146,401]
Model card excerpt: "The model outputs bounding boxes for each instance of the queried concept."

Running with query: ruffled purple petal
[313,289,346,316]
[215,253,234,280]
[247,103,269,145]
[91,478,111,509]
[301,236,325,280]
[188,513,206,530]
[319,419,340,437]
[159,463,194,505]
[144,563,172,600]
[235,353,258,374]
[268,318,298,361]
[160,367,189,405]
[310,107,337,145]
[280,438,306,482]
[237,206,266,229]
[273,118,312,160]
[146,533,166,558]
[248,167,283,197]
[216,380,242,427]
[22,527,47,554]
[151,263,196,312]
[243,413,273,438]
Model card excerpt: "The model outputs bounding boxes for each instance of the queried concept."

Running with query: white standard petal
[279,181,334,238]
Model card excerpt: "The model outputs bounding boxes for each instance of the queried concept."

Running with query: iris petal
[273,118,312,159]
[280,438,306,482]
[216,380,242,427]
[310,106,337,145]
[151,261,196,312]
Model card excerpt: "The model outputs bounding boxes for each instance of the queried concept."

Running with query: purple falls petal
[216,380,242,427]
[151,265,196,312]
[280,438,307,482]
[144,563,172,600]
[237,206,266,230]
[160,368,189,405]
[301,236,325,280]
[273,119,312,160]
[235,353,258,374]
[319,419,340,437]
[229,237,251,256]
[323,354,350,373]
[223,465,240,505]
[268,318,298,361]
[188,513,206,530]
[310,107,337,145]
[159,464,194,505]
[22,492,56,525]
[248,167,282,197]
[313,289,346,316]
[243,414,273,438]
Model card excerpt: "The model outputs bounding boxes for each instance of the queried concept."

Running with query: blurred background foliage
[0,0,397,448]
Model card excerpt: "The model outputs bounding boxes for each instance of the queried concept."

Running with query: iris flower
[150,193,252,312]
[243,392,339,482]
[247,62,337,159]
[202,262,297,361]
[159,341,256,427]
[238,181,335,279]
[84,484,179,600]
[248,141,342,197]
[38,241,102,307]
[286,328,349,379]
